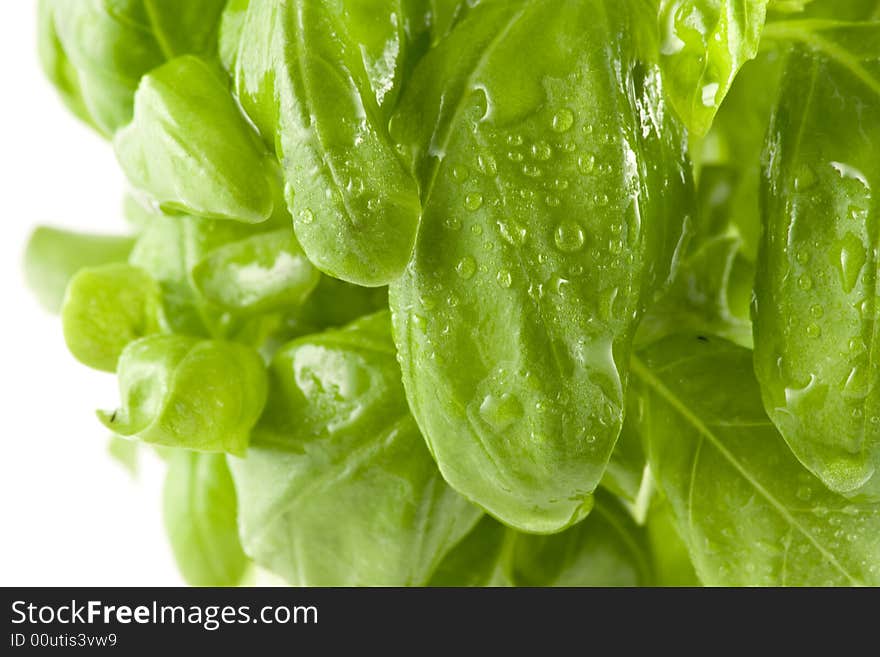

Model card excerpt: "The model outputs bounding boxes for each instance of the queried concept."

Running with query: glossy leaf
[754,22,880,498]
[61,264,163,372]
[192,229,320,314]
[658,0,769,136]
[633,334,880,586]
[225,0,422,286]
[163,450,248,586]
[37,0,95,131]
[427,517,510,586]
[99,335,268,455]
[115,56,278,224]
[24,226,134,314]
[44,0,226,136]
[646,499,701,586]
[601,397,654,524]
[636,234,753,349]
[230,312,480,585]
[107,435,139,476]
[429,492,655,586]
[389,0,692,532]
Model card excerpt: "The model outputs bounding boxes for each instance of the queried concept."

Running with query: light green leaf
[230,312,480,586]
[24,226,134,314]
[601,397,655,524]
[429,492,655,587]
[100,335,267,455]
[61,264,163,372]
[646,499,701,586]
[115,55,277,224]
[224,0,422,286]
[44,0,226,136]
[633,334,880,586]
[191,229,320,314]
[389,0,692,532]
[754,21,880,498]
[37,0,96,131]
[658,0,769,136]
[107,435,139,476]
[164,450,248,586]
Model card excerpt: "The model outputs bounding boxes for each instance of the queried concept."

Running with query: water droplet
[554,221,586,253]
[553,178,569,191]
[810,304,824,319]
[470,224,483,235]
[522,164,543,178]
[507,150,524,163]
[798,275,813,291]
[298,208,315,225]
[806,323,821,338]
[796,485,812,501]
[477,154,497,176]
[545,195,561,208]
[452,165,468,181]
[595,193,610,207]
[455,256,476,279]
[479,393,523,431]
[834,232,867,294]
[551,108,574,132]
[496,270,512,288]
[507,134,524,147]
[444,216,462,230]
[531,141,552,161]
[796,251,809,265]
[578,155,596,174]
[465,193,484,211]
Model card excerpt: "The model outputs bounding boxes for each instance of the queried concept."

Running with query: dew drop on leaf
[554,221,586,253]
[551,108,574,132]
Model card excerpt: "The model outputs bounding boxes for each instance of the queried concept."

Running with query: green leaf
[428,516,510,586]
[61,264,163,372]
[429,492,655,587]
[37,0,96,131]
[224,0,422,286]
[636,234,753,349]
[646,499,701,586]
[754,21,880,498]
[601,396,655,524]
[163,450,248,586]
[508,492,654,586]
[107,435,139,476]
[100,336,268,455]
[230,312,480,585]
[632,334,880,586]
[115,56,278,224]
[389,0,692,532]
[44,0,226,136]
[24,226,134,314]
[191,229,320,314]
[658,0,770,136]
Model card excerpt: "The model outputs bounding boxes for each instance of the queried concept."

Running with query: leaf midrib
[630,355,862,585]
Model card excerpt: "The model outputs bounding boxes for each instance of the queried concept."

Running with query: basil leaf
[100,335,268,455]
[115,56,278,224]
[163,450,249,586]
[658,0,769,136]
[231,312,480,585]
[633,334,880,586]
[61,264,163,372]
[754,21,880,498]
[390,0,692,532]
[24,226,134,314]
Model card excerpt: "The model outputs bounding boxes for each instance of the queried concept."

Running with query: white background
[0,1,182,585]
